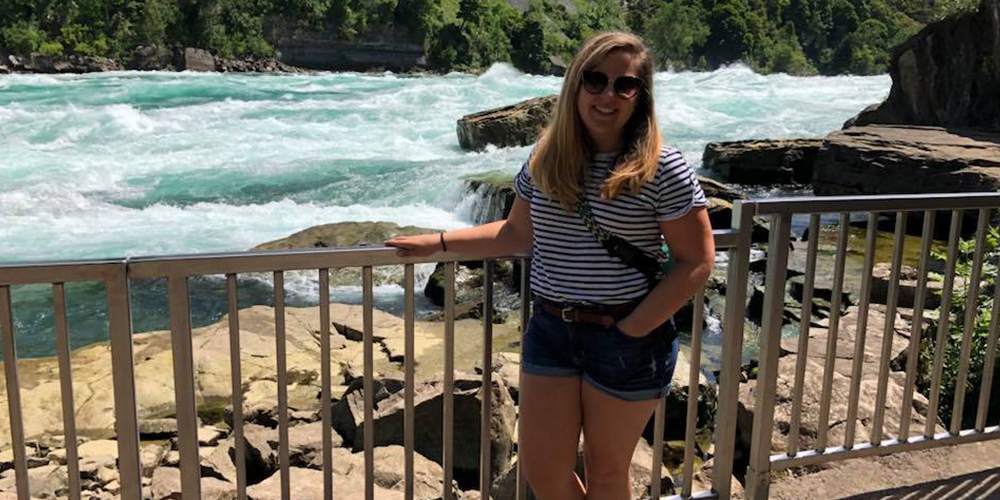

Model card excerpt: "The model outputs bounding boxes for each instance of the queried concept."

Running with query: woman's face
[576,50,642,153]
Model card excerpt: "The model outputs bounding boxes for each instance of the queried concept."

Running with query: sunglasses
[581,70,644,99]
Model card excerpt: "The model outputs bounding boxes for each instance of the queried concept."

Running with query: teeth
[595,106,616,115]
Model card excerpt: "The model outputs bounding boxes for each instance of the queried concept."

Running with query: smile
[594,106,617,115]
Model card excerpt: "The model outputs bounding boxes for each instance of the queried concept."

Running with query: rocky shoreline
[0,47,309,75]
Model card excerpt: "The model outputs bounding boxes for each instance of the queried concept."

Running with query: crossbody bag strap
[577,196,663,285]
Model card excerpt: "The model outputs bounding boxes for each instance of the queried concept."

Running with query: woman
[386,31,714,500]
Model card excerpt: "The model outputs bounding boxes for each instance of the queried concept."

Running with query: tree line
[0,0,981,75]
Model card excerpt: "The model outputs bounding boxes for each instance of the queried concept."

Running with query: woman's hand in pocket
[614,317,650,339]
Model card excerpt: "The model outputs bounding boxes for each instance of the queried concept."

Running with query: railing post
[746,211,793,500]
[713,201,754,500]
[106,264,143,500]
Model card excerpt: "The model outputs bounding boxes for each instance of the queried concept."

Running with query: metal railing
[742,193,1000,500]
[1,193,998,500]
[0,229,747,500]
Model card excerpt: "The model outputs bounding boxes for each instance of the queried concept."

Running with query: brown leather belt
[536,297,637,328]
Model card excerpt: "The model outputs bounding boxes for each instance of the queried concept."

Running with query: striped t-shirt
[514,146,708,305]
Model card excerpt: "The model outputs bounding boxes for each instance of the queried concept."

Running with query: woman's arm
[384,197,533,258]
[615,206,715,337]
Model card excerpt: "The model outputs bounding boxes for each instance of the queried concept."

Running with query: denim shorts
[521,299,679,402]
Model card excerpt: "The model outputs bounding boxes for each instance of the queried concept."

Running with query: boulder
[216,56,306,73]
[18,54,121,73]
[736,303,944,478]
[457,95,557,151]
[200,424,278,485]
[338,446,457,500]
[344,375,517,489]
[127,45,175,71]
[150,467,236,500]
[813,125,1000,196]
[254,221,439,287]
[285,420,344,466]
[139,418,178,439]
[0,464,66,498]
[140,442,169,477]
[255,221,437,251]
[703,139,824,185]
[247,466,405,500]
[869,263,943,310]
[181,48,216,72]
[423,260,519,310]
[847,0,1000,131]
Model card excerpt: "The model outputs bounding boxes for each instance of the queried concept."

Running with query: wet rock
[456,95,556,151]
[703,139,823,185]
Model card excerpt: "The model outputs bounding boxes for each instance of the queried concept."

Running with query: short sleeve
[514,156,534,202]
[655,148,708,221]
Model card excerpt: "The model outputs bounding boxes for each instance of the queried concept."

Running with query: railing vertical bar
[712,201,754,500]
[844,212,879,449]
[788,213,820,456]
[818,213,850,450]
[227,274,248,500]
[53,283,81,500]
[977,256,1000,432]
[516,258,531,500]
[273,271,291,500]
[746,211,793,500]
[480,260,495,498]
[899,211,935,440]
[682,285,706,498]
[105,267,142,500]
[951,209,989,433]
[926,210,963,437]
[651,397,665,499]
[319,269,332,500]
[167,276,202,500]
[404,264,416,500]
[0,286,29,500]
[443,262,456,500]
[363,266,375,500]
[873,212,908,444]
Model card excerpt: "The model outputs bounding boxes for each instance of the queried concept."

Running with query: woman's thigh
[518,372,584,476]
[580,380,658,481]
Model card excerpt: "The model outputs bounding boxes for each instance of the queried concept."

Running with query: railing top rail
[0,260,123,286]
[748,192,1000,215]
[0,230,740,281]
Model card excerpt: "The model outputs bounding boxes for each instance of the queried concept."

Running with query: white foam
[0,69,891,262]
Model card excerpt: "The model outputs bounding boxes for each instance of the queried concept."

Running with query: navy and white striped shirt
[515,146,707,305]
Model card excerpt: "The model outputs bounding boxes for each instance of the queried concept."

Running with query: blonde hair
[529,31,662,210]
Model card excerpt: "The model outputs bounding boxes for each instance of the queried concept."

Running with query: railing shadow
[833,467,1000,500]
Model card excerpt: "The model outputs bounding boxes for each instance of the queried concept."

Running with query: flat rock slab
[813,125,1000,195]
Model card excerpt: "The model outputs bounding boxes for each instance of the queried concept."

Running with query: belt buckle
[561,307,575,323]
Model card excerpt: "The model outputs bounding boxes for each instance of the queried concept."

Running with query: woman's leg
[580,382,658,500]
[518,372,586,500]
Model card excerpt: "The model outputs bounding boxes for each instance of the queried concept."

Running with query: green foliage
[0,0,977,74]
[645,0,709,70]
[38,41,65,56]
[762,24,816,74]
[925,227,1000,429]
[2,21,47,54]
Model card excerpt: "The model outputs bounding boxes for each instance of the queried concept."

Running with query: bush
[924,227,1000,430]
[2,21,46,55]
[38,41,65,56]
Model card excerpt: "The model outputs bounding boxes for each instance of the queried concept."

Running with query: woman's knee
[583,451,631,487]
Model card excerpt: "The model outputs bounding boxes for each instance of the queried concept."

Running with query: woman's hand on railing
[384,233,444,257]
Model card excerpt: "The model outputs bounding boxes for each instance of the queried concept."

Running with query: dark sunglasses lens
[582,71,608,94]
[615,77,642,99]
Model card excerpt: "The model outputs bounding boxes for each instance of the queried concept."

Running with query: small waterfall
[454,174,516,225]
